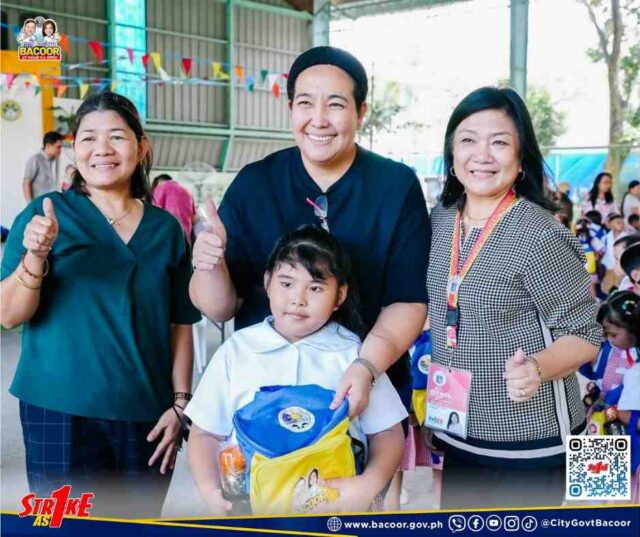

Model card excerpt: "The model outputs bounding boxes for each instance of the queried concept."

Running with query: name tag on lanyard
[425,363,472,439]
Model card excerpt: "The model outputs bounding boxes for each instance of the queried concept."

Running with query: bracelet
[352,357,380,387]
[174,392,193,402]
[14,271,41,290]
[21,253,49,279]
[527,356,543,380]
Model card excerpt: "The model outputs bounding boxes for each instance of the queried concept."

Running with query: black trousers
[440,453,566,509]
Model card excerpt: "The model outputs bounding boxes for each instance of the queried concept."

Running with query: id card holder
[425,363,472,439]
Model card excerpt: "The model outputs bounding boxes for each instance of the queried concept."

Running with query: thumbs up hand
[192,198,228,271]
[503,348,542,403]
[22,197,59,259]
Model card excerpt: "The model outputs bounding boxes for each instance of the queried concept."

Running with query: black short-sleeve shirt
[219,145,431,332]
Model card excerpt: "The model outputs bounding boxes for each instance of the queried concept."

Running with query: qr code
[566,435,631,500]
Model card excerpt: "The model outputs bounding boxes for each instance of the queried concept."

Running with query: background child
[184,225,407,515]
[620,242,640,295]
[582,291,640,503]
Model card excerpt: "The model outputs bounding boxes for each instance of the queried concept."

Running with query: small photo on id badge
[425,363,472,439]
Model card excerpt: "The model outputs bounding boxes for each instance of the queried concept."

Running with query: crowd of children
[569,180,640,504]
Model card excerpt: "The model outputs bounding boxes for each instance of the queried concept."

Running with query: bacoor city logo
[17,16,62,61]
[278,406,315,433]
[418,354,431,375]
[433,369,447,387]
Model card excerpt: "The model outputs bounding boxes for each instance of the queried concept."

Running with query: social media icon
[504,515,520,531]
[486,515,502,531]
[522,516,538,532]
[448,515,466,533]
[468,515,484,532]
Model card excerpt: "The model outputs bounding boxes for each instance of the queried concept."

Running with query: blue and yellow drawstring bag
[410,330,432,426]
[232,384,356,515]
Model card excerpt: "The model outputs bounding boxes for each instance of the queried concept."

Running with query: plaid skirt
[19,400,172,518]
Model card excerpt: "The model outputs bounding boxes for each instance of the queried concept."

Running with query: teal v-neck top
[1,190,201,421]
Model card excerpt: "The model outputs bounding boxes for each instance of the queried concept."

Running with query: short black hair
[584,210,602,226]
[287,46,368,110]
[440,86,555,211]
[43,131,64,147]
[151,173,173,191]
[629,214,639,226]
[620,242,640,281]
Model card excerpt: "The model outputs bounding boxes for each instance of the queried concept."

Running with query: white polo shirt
[185,318,408,443]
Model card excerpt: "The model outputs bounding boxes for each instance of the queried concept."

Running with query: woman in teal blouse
[0,92,200,517]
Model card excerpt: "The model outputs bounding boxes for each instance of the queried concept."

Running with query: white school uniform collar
[244,317,361,354]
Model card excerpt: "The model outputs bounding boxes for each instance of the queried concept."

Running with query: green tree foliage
[526,86,567,150]
[579,0,640,195]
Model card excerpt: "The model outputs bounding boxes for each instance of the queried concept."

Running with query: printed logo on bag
[418,354,431,375]
[19,485,94,528]
[18,16,62,61]
[433,370,447,387]
[292,467,329,513]
[278,406,315,433]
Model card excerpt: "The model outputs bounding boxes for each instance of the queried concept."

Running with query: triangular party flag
[126,48,134,64]
[111,80,119,92]
[260,69,269,84]
[158,67,172,82]
[5,73,16,89]
[150,52,162,71]
[52,78,61,89]
[35,85,41,95]
[74,77,83,88]
[59,34,71,56]
[245,75,255,92]
[234,65,244,83]
[181,58,192,77]
[267,73,280,95]
[79,83,89,98]
[88,41,104,63]
[282,73,289,79]
[99,81,110,93]
[56,84,68,98]
[212,62,230,80]
[142,53,150,69]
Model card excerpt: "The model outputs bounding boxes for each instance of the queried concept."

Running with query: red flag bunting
[6,74,16,89]
[272,83,280,98]
[88,41,104,63]
[52,78,61,89]
[142,53,150,69]
[126,48,134,64]
[181,58,192,76]
[59,34,71,56]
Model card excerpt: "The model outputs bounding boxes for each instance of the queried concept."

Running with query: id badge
[447,276,462,309]
[425,363,472,439]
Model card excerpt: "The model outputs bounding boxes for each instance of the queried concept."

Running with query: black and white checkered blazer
[427,198,602,468]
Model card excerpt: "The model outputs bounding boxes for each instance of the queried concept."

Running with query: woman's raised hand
[192,199,227,271]
[23,198,58,259]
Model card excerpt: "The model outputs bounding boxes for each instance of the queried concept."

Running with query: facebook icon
[468,515,485,532]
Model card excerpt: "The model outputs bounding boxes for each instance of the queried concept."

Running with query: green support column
[221,0,236,172]
[313,0,330,46]
[509,0,529,99]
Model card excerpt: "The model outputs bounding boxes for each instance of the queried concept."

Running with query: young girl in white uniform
[185,225,407,515]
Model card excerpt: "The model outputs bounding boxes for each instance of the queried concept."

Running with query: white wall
[1,83,43,228]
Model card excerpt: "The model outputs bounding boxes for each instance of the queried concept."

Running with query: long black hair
[71,92,152,201]
[588,172,614,208]
[597,291,640,343]
[440,86,555,211]
[265,225,366,339]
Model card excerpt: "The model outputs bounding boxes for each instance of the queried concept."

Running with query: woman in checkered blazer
[427,87,602,509]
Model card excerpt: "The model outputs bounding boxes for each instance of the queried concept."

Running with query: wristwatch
[352,357,380,388]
